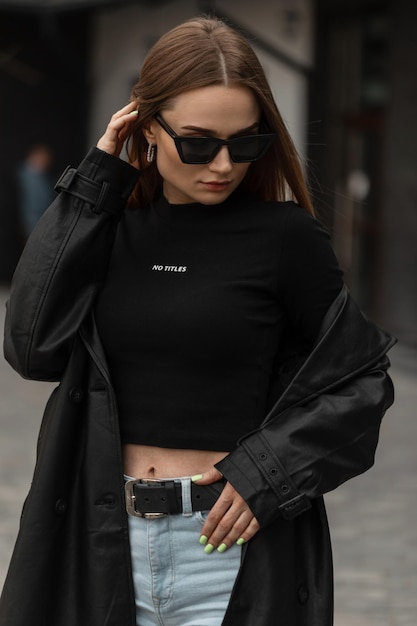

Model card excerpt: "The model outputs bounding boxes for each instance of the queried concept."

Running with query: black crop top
[95,191,343,450]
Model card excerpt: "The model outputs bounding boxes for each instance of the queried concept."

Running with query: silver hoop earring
[147,143,155,163]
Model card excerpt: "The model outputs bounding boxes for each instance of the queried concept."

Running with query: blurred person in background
[1,16,395,626]
[16,143,54,238]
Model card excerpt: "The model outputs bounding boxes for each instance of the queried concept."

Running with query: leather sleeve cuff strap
[54,166,129,218]
[277,494,311,520]
[241,433,312,521]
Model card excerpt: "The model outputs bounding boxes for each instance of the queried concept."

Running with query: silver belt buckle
[125,478,168,519]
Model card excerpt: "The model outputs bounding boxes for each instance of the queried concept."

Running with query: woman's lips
[201,180,232,192]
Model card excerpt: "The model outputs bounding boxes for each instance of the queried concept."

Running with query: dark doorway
[0,9,92,282]
[309,0,389,319]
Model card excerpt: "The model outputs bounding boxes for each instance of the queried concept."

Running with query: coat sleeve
[3,147,140,381]
[215,296,396,527]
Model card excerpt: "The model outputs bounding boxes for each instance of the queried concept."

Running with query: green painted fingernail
[204,543,214,554]
[236,538,245,546]
[191,474,203,482]
[199,535,208,545]
[217,543,228,553]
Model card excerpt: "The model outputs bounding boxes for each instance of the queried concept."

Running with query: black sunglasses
[155,113,276,165]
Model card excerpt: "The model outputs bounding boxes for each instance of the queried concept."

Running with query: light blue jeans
[126,477,242,626]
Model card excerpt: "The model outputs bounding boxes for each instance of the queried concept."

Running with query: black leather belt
[125,478,225,519]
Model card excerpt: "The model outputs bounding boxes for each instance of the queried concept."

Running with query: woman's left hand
[193,468,260,553]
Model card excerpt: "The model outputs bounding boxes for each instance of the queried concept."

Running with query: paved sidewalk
[0,286,416,624]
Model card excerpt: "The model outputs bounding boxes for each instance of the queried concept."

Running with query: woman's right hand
[96,101,139,160]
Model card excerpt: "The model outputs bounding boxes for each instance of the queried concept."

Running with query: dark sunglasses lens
[176,134,275,164]
[178,138,219,164]
[229,135,275,162]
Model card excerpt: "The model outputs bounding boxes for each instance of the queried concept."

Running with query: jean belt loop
[180,477,193,516]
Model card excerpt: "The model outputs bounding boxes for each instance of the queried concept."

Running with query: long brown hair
[127,16,314,215]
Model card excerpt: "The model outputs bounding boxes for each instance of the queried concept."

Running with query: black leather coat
[0,148,395,626]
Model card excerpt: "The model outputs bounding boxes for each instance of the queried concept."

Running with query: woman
[1,16,395,626]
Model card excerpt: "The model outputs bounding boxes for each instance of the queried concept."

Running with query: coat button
[298,585,309,604]
[68,387,84,403]
[55,499,68,516]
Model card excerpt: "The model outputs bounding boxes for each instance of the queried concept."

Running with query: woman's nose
[208,145,233,172]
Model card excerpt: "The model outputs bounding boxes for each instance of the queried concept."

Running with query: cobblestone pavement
[1,287,416,624]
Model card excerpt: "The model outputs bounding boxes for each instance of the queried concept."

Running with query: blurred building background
[0,0,416,346]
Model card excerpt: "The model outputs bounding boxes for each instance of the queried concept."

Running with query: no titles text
[152,264,187,272]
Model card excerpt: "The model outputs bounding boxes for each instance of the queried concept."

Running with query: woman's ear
[143,120,158,145]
